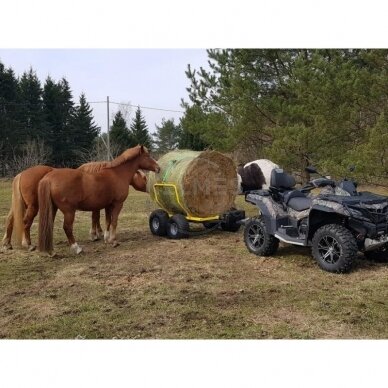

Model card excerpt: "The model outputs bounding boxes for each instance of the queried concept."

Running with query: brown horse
[38,145,159,254]
[2,164,147,251]
[78,162,147,241]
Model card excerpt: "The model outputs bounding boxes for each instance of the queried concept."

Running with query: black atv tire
[221,222,241,233]
[167,214,190,239]
[244,217,279,256]
[312,224,358,273]
[364,245,388,263]
[149,209,169,236]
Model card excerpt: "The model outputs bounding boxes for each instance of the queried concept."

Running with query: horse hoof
[2,244,12,251]
[71,243,83,255]
[112,241,120,248]
[28,245,36,252]
[90,236,100,242]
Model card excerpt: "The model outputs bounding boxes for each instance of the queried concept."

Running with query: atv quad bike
[243,167,388,273]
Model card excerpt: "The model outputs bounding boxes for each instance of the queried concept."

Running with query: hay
[147,150,237,218]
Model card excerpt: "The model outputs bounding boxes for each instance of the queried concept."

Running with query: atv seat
[287,196,312,211]
[270,169,312,211]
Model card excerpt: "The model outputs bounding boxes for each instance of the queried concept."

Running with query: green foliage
[109,110,131,153]
[129,106,153,150]
[70,93,100,163]
[0,59,100,172]
[153,118,181,153]
[183,49,388,184]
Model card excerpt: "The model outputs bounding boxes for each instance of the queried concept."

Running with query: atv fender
[245,192,278,234]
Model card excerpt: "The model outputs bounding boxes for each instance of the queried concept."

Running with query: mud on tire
[312,224,358,273]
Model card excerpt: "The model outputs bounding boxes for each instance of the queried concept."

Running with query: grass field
[0,179,387,339]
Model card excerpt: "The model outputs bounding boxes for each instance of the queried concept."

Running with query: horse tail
[38,179,54,253]
[11,173,26,247]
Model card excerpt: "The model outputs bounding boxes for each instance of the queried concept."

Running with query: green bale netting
[147,150,237,218]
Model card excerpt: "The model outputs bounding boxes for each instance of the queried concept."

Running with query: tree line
[180,49,388,184]
[0,59,203,177]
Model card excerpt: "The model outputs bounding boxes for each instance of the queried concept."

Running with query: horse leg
[63,210,83,254]
[104,206,113,243]
[90,210,100,241]
[22,205,39,251]
[108,202,124,247]
[96,213,103,239]
[1,209,14,250]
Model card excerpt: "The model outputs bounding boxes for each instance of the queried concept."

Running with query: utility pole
[106,96,110,160]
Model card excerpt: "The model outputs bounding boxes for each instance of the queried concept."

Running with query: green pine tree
[0,62,21,174]
[43,76,75,166]
[110,110,131,153]
[18,67,45,140]
[153,118,181,153]
[129,106,153,150]
[70,93,100,164]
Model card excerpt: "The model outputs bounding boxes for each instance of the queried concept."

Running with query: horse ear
[140,145,144,153]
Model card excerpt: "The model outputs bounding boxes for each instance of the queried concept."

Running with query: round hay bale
[147,150,237,218]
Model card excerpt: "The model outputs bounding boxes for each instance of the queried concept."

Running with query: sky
[0,49,210,134]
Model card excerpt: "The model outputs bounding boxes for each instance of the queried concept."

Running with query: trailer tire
[167,214,190,239]
[149,209,169,236]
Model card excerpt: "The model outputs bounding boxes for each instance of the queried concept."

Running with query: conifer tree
[70,93,100,161]
[110,110,131,153]
[129,106,153,150]
[18,67,45,140]
[42,76,75,166]
[0,62,21,173]
[153,118,181,153]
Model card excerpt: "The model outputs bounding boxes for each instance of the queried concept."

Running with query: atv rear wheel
[244,217,279,256]
[364,244,388,262]
[312,224,358,273]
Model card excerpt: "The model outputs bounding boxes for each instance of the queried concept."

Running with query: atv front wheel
[312,224,358,273]
[244,217,279,256]
[364,244,388,262]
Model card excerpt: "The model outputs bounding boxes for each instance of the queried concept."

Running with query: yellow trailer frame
[152,183,220,222]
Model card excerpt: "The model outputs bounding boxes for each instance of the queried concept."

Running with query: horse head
[138,145,160,173]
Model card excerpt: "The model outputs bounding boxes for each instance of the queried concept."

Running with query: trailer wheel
[167,214,190,239]
[149,209,169,236]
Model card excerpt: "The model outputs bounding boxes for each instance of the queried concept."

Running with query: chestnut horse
[78,162,147,241]
[38,145,159,254]
[2,164,147,251]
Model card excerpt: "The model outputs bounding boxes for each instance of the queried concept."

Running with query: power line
[0,99,184,114]
[109,101,184,114]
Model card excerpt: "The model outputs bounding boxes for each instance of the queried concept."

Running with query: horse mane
[78,161,110,173]
[106,145,146,169]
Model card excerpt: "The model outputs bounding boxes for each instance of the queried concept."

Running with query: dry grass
[0,179,387,339]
